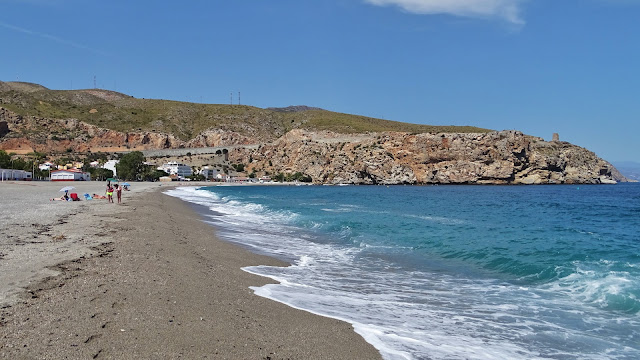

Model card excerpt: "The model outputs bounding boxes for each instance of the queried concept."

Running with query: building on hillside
[103,160,119,177]
[199,166,221,179]
[0,168,33,181]
[158,162,193,179]
[50,169,91,181]
[89,161,100,168]
[39,162,55,171]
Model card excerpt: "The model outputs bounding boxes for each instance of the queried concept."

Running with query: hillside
[0,81,490,142]
[0,81,628,184]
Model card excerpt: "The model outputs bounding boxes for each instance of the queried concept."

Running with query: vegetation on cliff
[0,81,628,184]
[0,81,490,142]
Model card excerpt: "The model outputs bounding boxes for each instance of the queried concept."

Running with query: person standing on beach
[114,184,122,204]
[106,183,114,203]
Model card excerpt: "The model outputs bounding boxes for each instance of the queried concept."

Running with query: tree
[0,150,10,168]
[140,168,168,182]
[116,151,146,181]
[88,168,114,181]
[12,158,28,171]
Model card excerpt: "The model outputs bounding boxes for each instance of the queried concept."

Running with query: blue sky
[1,0,639,163]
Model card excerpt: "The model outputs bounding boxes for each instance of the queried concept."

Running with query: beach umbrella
[121,182,131,186]
[59,186,75,192]
[106,178,119,183]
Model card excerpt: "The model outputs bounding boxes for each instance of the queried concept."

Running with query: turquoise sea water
[167,184,640,360]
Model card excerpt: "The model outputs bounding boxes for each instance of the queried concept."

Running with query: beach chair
[83,193,93,200]
[69,193,80,201]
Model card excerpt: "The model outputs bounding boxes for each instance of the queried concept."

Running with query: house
[39,162,55,171]
[158,162,193,178]
[0,168,33,181]
[103,160,119,177]
[50,169,91,181]
[259,176,272,183]
[89,161,100,168]
[199,166,220,179]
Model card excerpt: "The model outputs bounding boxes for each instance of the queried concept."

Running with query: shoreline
[0,182,381,359]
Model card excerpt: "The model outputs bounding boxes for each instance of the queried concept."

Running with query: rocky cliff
[0,107,625,184]
[231,129,623,184]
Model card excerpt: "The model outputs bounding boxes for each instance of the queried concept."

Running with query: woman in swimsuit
[114,184,122,204]
[106,184,114,203]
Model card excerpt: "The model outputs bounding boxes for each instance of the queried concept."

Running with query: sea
[166,183,640,360]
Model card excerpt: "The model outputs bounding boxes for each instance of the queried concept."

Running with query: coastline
[0,182,381,359]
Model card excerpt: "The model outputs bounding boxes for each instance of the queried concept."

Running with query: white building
[199,166,220,179]
[103,160,119,177]
[0,168,33,181]
[158,162,193,178]
[51,169,91,181]
[39,162,55,171]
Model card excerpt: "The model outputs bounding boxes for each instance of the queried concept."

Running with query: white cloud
[364,0,525,24]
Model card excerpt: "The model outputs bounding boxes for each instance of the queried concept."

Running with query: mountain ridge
[0,81,629,184]
[0,81,490,142]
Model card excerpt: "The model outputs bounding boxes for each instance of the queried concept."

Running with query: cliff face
[0,107,624,184]
[233,130,621,184]
[0,107,255,153]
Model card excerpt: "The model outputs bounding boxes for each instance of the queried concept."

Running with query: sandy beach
[0,181,381,359]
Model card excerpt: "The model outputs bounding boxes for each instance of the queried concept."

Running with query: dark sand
[0,187,381,359]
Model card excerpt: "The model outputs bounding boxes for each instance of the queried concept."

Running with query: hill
[0,81,49,93]
[0,80,628,185]
[0,81,490,142]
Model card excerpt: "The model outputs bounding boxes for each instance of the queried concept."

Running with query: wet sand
[0,181,381,359]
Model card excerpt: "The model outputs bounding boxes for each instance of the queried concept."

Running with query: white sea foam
[405,213,466,225]
[166,186,640,360]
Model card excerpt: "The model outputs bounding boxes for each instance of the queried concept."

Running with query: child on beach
[114,184,122,204]
[106,184,114,203]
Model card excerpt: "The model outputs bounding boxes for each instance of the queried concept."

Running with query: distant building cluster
[157,161,193,179]
[3,156,275,183]
[154,161,272,183]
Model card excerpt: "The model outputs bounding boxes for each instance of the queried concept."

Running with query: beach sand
[0,181,381,359]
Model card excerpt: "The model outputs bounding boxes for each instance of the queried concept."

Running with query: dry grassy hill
[0,81,491,143]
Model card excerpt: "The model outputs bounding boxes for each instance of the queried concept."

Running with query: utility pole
[238,92,241,105]
[230,92,233,105]
[93,75,97,89]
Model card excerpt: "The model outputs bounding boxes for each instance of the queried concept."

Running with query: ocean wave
[543,261,640,314]
[166,185,640,360]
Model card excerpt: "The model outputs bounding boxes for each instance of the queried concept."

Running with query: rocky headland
[0,106,626,185]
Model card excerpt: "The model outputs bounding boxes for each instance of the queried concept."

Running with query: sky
[1,0,639,163]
